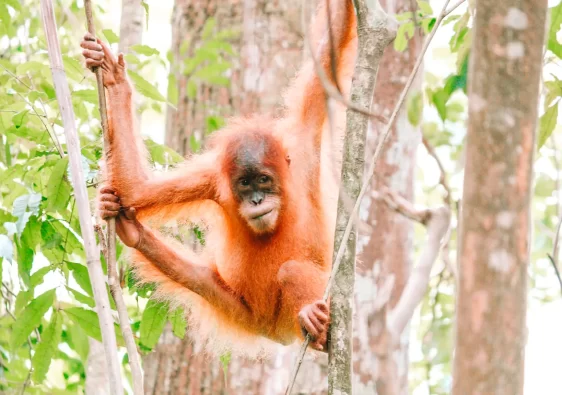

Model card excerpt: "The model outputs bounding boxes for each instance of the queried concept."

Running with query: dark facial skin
[230,143,282,234]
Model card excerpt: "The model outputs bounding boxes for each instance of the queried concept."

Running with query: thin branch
[444,0,467,16]
[96,224,145,389]
[548,214,562,296]
[547,254,562,296]
[553,215,562,263]
[39,1,124,394]
[83,1,144,392]
[422,136,451,205]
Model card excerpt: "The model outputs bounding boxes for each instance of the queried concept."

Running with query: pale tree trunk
[353,0,421,393]
[118,0,143,54]
[85,1,144,393]
[452,0,547,394]
[144,1,320,394]
[85,339,110,395]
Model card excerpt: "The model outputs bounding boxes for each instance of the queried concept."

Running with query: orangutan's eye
[240,178,250,186]
[258,175,269,184]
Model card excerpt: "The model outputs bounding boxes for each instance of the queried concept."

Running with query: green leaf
[12,110,29,128]
[538,104,559,149]
[431,90,448,121]
[30,266,51,287]
[169,308,187,339]
[128,70,166,102]
[32,311,62,383]
[16,61,46,76]
[16,242,33,286]
[220,351,231,382]
[140,299,168,349]
[167,73,178,106]
[65,307,124,346]
[41,221,63,250]
[206,116,225,134]
[145,139,184,164]
[64,307,103,341]
[0,234,13,262]
[102,29,119,45]
[4,0,22,11]
[12,192,41,234]
[67,262,93,296]
[394,23,412,52]
[407,92,424,126]
[73,89,99,104]
[545,80,562,107]
[422,18,436,34]
[141,1,150,28]
[131,44,159,56]
[417,0,433,15]
[395,12,413,22]
[63,56,85,82]
[15,289,33,315]
[29,90,49,103]
[66,287,95,307]
[46,157,70,212]
[11,289,56,350]
[548,3,562,58]
[201,17,216,39]
[66,321,90,360]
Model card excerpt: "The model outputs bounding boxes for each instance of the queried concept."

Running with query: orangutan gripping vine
[82,0,357,354]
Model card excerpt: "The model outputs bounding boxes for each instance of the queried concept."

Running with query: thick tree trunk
[145,1,318,393]
[164,0,309,155]
[354,0,421,393]
[452,1,547,394]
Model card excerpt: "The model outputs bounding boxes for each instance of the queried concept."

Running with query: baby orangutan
[85,0,357,353]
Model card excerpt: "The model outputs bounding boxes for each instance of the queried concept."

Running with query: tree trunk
[354,0,421,393]
[118,0,144,54]
[452,1,547,394]
[144,1,317,393]
[164,0,309,156]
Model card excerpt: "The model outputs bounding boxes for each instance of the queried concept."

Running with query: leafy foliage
[0,0,236,392]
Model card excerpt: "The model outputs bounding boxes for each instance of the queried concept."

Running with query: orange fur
[102,0,358,357]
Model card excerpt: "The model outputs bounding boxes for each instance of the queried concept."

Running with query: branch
[39,1,124,394]
[84,1,144,393]
[384,195,451,335]
[372,191,450,395]
[422,136,451,205]
[547,254,562,296]
[95,225,145,390]
[548,214,562,296]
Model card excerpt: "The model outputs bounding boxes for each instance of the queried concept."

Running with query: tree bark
[452,1,547,394]
[118,0,144,54]
[328,1,395,394]
[144,1,316,393]
[164,0,309,156]
[354,0,421,393]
